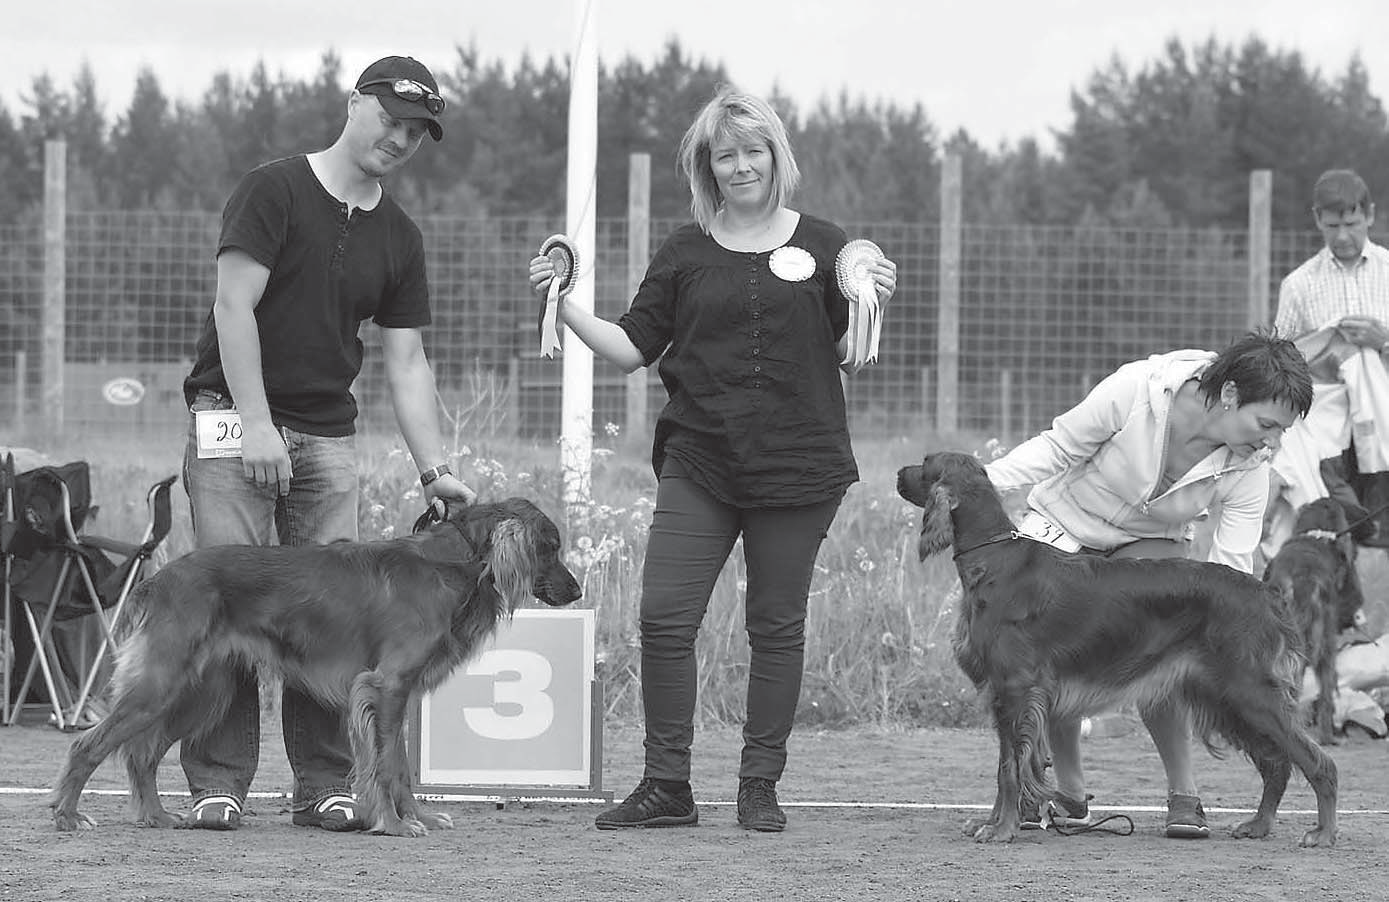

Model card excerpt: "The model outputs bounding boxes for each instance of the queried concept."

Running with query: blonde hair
[677,89,800,231]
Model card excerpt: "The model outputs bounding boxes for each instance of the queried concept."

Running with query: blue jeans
[179,390,359,808]
[639,459,842,783]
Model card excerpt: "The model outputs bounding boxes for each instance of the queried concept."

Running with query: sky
[3,0,1385,151]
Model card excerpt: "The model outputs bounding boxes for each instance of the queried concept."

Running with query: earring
[1222,403,1231,410]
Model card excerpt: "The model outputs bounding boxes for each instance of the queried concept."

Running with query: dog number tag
[1016,510,1081,553]
[195,408,245,459]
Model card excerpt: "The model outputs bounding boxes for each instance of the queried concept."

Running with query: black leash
[1334,498,1389,540]
[1047,813,1135,837]
[952,531,1019,559]
[411,498,478,554]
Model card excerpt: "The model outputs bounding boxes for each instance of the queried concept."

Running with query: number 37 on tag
[195,408,245,459]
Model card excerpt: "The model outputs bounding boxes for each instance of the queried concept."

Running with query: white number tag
[195,408,245,459]
[1016,510,1082,553]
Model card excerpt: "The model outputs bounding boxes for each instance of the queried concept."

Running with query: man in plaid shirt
[1271,169,1389,549]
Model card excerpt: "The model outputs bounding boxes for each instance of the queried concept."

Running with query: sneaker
[1046,792,1093,828]
[1020,799,1044,830]
[292,794,365,832]
[1164,793,1210,839]
[188,795,242,831]
[737,777,787,833]
[595,778,698,829]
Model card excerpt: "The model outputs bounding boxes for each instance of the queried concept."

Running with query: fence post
[936,153,962,435]
[624,152,650,452]
[41,138,67,435]
[1248,169,1273,329]
[13,350,27,432]
[999,369,1012,443]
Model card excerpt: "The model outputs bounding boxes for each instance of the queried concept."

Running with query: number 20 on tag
[195,408,245,459]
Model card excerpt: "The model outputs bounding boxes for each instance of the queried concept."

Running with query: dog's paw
[370,817,430,838]
[53,811,97,832]
[960,815,992,837]
[418,811,454,830]
[1231,816,1273,839]
[1299,825,1337,848]
[135,811,184,829]
[971,821,1019,843]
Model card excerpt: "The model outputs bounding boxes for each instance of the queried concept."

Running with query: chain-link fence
[0,186,1363,451]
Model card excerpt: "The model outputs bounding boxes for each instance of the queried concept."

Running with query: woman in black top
[530,89,897,832]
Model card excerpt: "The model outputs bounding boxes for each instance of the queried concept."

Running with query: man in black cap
[179,55,474,832]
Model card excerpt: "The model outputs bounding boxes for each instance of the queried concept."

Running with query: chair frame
[2,461,176,729]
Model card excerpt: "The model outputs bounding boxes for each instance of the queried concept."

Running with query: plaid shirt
[1274,240,1389,338]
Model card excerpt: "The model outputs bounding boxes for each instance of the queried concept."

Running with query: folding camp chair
[2,454,176,729]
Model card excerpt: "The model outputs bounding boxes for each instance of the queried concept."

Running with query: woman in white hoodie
[985,330,1313,839]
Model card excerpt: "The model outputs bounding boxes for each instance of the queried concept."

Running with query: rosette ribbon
[836,239,885,371]
[537,234,578,358]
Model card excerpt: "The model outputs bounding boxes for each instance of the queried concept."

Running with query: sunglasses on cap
[357,78,446,116]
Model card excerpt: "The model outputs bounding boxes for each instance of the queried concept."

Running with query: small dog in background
[1263,497,1367,745]
[49,497,582,836]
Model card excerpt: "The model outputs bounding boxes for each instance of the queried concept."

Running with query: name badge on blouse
[769,246,815,282]
[195,408,245,459]
[1016,510,1082,553]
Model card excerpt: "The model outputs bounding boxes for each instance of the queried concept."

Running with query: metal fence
[0,172,1366,451]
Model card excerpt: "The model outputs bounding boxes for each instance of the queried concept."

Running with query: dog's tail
[347,670,386,828]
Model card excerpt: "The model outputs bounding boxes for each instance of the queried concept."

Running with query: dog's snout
[896,467,925,505]
[536,564,583,607]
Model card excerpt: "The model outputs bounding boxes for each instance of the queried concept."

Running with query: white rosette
[537,234,578,358]
[769,245,816,282]
[836,239,885,371]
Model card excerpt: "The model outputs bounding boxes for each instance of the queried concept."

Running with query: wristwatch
[419,463,452,487]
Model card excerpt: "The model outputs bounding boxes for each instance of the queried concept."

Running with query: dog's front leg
[962,736,1008,838]
[973,723,1023,843]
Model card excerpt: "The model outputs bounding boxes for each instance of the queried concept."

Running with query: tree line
[1,35,1386,230]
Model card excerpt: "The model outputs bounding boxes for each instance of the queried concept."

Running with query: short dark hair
[1312,169,1372,216]
[1198,330,1313,417]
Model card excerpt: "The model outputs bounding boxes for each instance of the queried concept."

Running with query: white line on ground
[1,787,1384,816]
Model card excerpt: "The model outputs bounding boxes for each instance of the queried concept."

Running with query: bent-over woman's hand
[427,472,477,506]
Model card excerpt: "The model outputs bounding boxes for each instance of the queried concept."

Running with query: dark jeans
[179,391,359,808]
[639,459,842,783]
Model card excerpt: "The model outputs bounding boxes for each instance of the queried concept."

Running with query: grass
[15,419,1389,734]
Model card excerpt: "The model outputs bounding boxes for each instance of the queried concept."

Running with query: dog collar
[1299,529,1339,542]
[953,531,1019,559]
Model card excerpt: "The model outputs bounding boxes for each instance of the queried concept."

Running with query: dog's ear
[917,483,957,560]
[486,516,532,609]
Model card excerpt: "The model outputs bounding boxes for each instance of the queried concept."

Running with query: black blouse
[617,213,859,507]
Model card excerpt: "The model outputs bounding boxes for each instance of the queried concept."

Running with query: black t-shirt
[183,155,431,436]
[618,213,858,507]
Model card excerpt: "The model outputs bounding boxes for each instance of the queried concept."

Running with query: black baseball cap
[355,56,444,142]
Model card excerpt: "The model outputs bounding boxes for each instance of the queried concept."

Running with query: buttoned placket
[748,254,763,399]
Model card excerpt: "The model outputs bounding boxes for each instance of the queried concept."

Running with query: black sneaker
[737,777,787,833]
[1020,799,1043,830]
[595,778,697,829]
[1047,792,1093,828]
[1165,793,1210,839]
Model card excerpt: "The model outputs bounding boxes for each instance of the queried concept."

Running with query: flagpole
[562,0,598,508]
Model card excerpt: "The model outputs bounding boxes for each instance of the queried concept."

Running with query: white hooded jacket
[984,349,1272,574]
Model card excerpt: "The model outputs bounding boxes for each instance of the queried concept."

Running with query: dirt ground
[0,711,1384,902]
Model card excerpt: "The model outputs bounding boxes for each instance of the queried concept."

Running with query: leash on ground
[1047,813,1135,836]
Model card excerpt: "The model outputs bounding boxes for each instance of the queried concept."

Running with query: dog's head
[1293,496,1358,569]
[897,452,989,561]
[443,498,583,609]
[1289,497,1365,632]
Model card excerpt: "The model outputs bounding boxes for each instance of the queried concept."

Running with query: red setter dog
[49,498,581,836]
[1264,497,1366,744]
[897,452,1337,847]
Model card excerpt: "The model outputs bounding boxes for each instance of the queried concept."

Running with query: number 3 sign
[412,609,609,799]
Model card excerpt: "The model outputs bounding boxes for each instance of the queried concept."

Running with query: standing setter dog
[1263,497,1367,745]
[49,497,581,836]
[896,452,1337,847]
